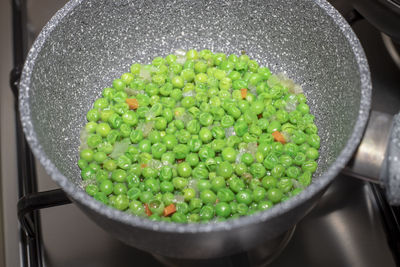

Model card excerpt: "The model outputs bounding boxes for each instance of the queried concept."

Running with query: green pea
[250,163,266,179]
[173,144,190,159]
[97,141,113,154]
[129,200,145,216]
[78,159,88,169]
[299,171,312,186]
[267,120,281,133]
[188,138,203,152]
[176,129,191,144]
[199,127,213,143]
[279,154,293,168]
[229,177,245,193]
[148,199,165,216]
[278,177,293,193]
[114,195,129,210]
[216,161,233,179]
[267,188,283,203]
[237,203,249,216]
[126,172,140,188]
[226,135,240,147]
[85,184,98,196]
[236,190,253,205]
[286,166,301,178]
[113,183,127,195]
[87,134,102,148]
[306,147,319,160]
[211,139,226,153]
[186,120,200,134]
[197,179,212,191]
[177,162,192,178]
[80,149,94,162]
[263,153,279,170]
[102,87,115,100]
[252,186,267,202]
[307,134,321,149]
[186,153,200,167]
[221,147,237,163]
[151,143,167,159]
[117,155,131,170]
[210,176,225,192]
[216,188,234,202]
[199,205,214,221]
[235,163,248,176]
[234,121,248,137]
[162,192,175,206]
[221,115,235,128]
[112,169,127,182]
[271,164,285,178]
[215,202,231,217]
[302,160,318,173]
[138,139,151,153]
[127,187,141,200]
[192,166,209,179]
[139,191,153,203]
[172,177,188,190]
[119,124,131,137]
[103,159,117,171]
[95,168,108,181]
[87,109,100,122]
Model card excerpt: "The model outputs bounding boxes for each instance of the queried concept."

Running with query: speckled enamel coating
[386,113,400,205]
[19,0,371,258]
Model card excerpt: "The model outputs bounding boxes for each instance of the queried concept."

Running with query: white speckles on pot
[385,113,400,205]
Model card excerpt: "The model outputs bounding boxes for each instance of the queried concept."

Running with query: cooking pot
[18,0,399,259]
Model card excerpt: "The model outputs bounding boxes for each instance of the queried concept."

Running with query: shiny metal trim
[347,111,393,183]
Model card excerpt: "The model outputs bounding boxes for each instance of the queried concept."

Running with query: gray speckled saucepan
[19,0,371,259]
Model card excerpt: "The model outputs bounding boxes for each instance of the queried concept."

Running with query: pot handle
[344,111,400,205]
[381,112,400,205]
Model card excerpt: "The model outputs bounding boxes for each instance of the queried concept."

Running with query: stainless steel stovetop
[1,0,399,266]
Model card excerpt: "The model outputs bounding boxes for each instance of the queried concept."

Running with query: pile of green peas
[78,49,320,223]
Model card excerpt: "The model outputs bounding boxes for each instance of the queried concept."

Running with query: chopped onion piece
[139,121,154,137]
[225,127,236,138]
[182,90,196,97]
[235,148,247,163]
[176,56,186,65]
[124,88,136,96]
[148,159,163,170]
[246,142,258,156]
[281,131,291,142]
[248,84,257,95]
[174,195,185,203]
[293,84,303,94]
[79,128,89,151]
[285,100,298,112]
[174,49,186,56]
[110,138,130,159]
[139,68,151,82]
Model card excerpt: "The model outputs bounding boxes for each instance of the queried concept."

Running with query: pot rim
[18,0,371,234]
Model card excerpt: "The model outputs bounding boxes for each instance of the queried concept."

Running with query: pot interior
[26,0,362,200]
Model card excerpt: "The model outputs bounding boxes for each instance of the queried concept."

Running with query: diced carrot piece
[272,131,286,144]
[140,163,147,168]
[126,98,139,110]
[241,88,248,99]
[144,203,152,216]
[163,204,176,217]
